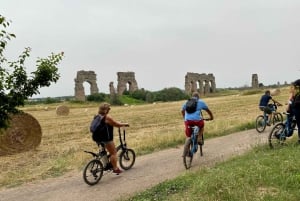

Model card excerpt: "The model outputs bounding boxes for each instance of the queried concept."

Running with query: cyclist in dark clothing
[287,79,300,143]
[259,90,282,126]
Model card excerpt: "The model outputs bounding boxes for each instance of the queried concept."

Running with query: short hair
[265,90,270,95]
[98,103,110,115]
[192,92,199,98]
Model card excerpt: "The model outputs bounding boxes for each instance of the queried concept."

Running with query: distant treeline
[26,87,190,105]
[26,83,286,106]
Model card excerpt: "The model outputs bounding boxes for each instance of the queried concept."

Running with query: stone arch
[184,72,216,95]
[116,72,138,95]
[74,70,99,101]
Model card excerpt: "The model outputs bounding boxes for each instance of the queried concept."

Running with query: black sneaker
[198,141,204,146]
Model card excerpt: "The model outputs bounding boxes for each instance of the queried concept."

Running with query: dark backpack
[90,115,107,135]
[185,98,198,113]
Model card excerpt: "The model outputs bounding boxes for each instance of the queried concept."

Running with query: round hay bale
[0,113,42,156]
[56,105,70,116]
[270,89,281,96]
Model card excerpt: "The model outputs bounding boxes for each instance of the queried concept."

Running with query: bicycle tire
[119,149,136,170]
[255,115,266,133]
[268,122,285,149]
[183,138,193,169]
[273,112,283,124]
[83,159,104,186]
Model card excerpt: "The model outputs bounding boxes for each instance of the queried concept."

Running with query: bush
[86,93,107,102]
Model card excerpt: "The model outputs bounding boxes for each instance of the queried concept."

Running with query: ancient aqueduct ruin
[74,71,219,100]
[74,71,262,100]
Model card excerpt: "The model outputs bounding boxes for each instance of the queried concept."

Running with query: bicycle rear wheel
[255,115,266,133]
[119,149,136,170]
[273,112,283,124]
[83,159,104,185]
[268,123,285,149]
[183,138,193,169]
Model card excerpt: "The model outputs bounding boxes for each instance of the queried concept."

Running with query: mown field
[0,87,291,189]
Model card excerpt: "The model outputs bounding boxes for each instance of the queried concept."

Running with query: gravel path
[0,128,270,201]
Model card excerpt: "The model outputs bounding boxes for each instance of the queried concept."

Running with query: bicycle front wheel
[255,115,266,133]
[119,149,136,170]
[273,112,283,124]
[183,138,193,169]
[83,159,104,186]
[268,123,285,149]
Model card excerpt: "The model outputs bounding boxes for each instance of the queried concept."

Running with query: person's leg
[184,121,193,138]
[195,120,205,145]
[264,107,272,125]
[105,141,121,173]
[294,111,300,143]
[198,127,204,145]
[269,112,273,125]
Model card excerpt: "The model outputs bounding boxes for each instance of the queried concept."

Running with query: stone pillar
[252,74,259,88]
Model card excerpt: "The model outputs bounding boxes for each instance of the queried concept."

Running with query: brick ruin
[74,70,99,101]
[252,74,259,88]
[74,70,218,100]
[109,72,139,95]
[184,72,216,95]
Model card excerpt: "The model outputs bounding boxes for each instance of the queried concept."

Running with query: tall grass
[0,87,291,189]
[123,141,300,201]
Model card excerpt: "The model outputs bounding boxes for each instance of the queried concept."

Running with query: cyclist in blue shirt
[259,90,282,126]
[181,92,214,145]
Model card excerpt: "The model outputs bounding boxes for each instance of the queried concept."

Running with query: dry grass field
[0,87,291,189]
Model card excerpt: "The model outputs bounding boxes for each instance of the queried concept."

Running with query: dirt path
[0,128,270,201]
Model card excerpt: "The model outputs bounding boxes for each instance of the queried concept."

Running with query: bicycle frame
[256,103,283,133]
[83,127,136,185]
[189,126,199,155]
[85,128,127,158]
[269,112,297,148]
[116,127,128,152]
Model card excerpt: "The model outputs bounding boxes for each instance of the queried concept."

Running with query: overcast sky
[2,0,300,98]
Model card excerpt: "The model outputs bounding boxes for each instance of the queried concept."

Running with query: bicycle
[183,119,209,169]
[83,127,136,185]
[268,112,297,149]
[255,101,283,133]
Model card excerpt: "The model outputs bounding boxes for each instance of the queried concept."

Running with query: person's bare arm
[272,98,282,106]
[105,115,129,127]
[181,109,185,118]
[204,108,214,121]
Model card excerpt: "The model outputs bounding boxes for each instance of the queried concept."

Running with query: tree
[0,15,64,128]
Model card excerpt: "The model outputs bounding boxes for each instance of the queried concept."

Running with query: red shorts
[184,120,204,137]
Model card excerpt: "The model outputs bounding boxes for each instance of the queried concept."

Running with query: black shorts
[259,106,272,114]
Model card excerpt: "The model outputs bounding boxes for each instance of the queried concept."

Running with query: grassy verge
[123,138,300,201]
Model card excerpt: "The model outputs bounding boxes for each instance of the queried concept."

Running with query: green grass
[122,139,300,201]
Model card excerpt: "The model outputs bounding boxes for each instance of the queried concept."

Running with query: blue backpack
[90,115,107,135]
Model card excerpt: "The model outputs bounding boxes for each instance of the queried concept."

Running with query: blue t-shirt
[259,94,272,107]
[182,98,209,121]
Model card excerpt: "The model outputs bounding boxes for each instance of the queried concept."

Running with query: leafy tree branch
[0,15,64,128]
